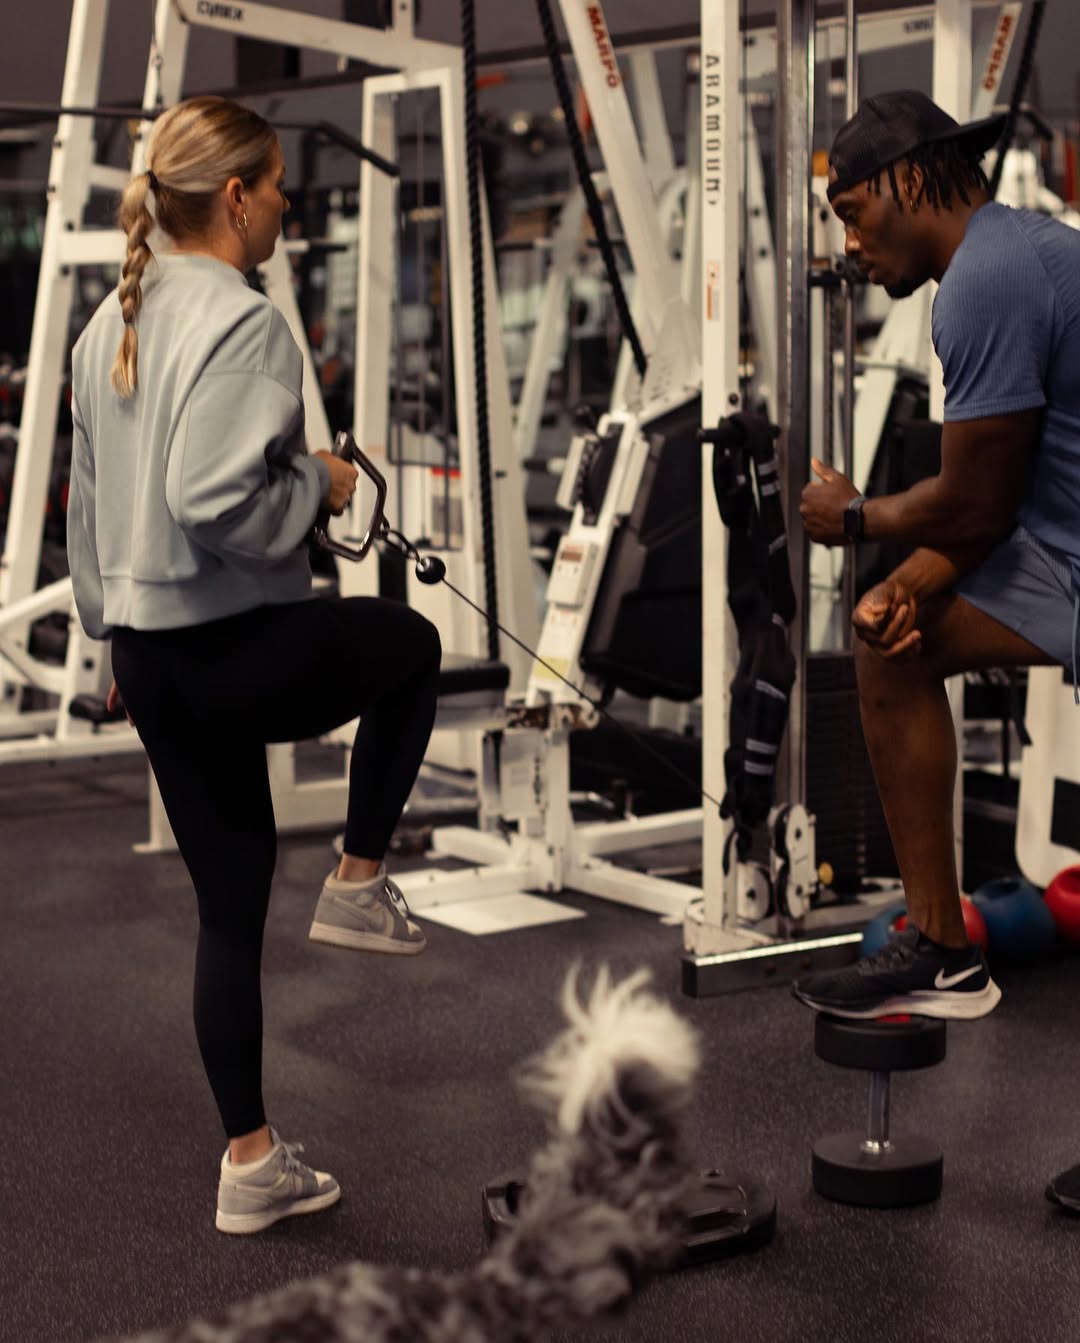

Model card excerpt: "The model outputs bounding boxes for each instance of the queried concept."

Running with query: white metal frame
[345,60,536,669]
[510,187,587,465]
[1017,667,1080,888]
[141,4,541,848]
[682,0,773,958]
[0,0,542,845]
[393,0,710,920]
[0,2,130,764]
[0,0,433,769]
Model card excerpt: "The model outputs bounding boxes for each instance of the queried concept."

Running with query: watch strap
[844,495,866,542]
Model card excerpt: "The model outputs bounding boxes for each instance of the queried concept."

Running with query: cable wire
[380,532,722,812]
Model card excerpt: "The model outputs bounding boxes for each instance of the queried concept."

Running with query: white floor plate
[421,892,587,935]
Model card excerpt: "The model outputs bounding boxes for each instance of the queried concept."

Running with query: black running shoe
[791,926,1001,1020]
[1046,1164,1080,1213]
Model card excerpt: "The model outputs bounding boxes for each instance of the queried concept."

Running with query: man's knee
[854,635,934,710]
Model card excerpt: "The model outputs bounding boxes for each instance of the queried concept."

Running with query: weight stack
[805,651,897,894]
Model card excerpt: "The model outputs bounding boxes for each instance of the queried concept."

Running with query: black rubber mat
[2,754,1080,1343]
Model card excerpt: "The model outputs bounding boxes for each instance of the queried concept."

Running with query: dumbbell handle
[863,1070,891,1153]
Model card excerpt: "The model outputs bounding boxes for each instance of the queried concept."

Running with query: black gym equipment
[579,397,703,703]
[482,1169,776,1266]
[812,1014,947,1207]
[704,412,796,848]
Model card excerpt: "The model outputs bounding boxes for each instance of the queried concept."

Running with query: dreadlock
[870,138,990,212]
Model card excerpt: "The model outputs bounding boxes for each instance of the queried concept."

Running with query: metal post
[555,0,687,357]
[513,189,586,462]
[932,0,973,893]
[0,0,109,615]
[744,112,779,421]
[863,1070,892,1152]
[822,288,836,480]
[775,0,814,807]
[697,0,741,933]
[628,50,677,190]
[840,0,858,643]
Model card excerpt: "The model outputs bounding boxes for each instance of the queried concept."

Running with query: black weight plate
[679,1169,777,1264]
[812,1131,943,1207]
[814,1013,947,1071]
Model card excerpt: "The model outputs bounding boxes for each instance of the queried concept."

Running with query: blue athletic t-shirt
[932,202,1080,580]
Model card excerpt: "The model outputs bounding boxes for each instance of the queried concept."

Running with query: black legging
[111,596,441,1139]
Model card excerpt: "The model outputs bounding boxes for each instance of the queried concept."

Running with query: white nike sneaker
[792,925,1001,1020]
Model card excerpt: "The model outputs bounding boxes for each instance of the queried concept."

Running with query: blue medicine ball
[970,876,1058,966]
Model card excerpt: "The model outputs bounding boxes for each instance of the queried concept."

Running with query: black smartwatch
[843,495,867,543]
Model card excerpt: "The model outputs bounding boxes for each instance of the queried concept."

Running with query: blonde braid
[110,172,156,398]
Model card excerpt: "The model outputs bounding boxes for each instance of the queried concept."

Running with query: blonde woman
[67,97,441,1233]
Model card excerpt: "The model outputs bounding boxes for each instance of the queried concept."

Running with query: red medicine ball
[1045,866,1080,946]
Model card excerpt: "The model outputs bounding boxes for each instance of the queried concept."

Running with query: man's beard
[884,273,923,300]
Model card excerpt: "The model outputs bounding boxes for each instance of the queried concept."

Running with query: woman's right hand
[107,679,135,726]
[314,450,359,516]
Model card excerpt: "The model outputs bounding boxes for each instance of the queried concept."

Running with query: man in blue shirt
[793,90,1080,1211]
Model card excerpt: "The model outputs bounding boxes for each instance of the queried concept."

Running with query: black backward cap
[827,89,1005,201]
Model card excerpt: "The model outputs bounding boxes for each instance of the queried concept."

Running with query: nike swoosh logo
[934,965,982,989]
[333,893,395,935]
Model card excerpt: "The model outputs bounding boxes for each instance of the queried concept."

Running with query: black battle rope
[380,530,725,812]
[534,0,648,380]
[989,0,1047,200]
[461,0,501,661]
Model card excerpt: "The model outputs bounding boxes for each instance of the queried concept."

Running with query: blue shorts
[956,524,1077,670]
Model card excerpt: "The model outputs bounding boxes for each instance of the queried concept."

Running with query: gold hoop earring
[236,211,248,237]
[908,196,920,214]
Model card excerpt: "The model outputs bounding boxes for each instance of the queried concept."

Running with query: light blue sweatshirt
[67,252,331,640]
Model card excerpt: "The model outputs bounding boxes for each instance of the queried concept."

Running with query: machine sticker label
[196,1,244,21]
[706,261,723,323]
[586,6,620,88]
[702,52,722,208]
[981,6,1020,93]
[535,605,578,680]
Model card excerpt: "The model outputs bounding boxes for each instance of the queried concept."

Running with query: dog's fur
[120,967,700,1343]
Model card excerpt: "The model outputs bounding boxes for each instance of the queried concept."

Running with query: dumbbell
[812,1014,947,1207]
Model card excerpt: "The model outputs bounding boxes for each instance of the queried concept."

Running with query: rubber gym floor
[3,751,1079,1343]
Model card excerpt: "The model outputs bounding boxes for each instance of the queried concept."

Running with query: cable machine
[685,0,1030,994]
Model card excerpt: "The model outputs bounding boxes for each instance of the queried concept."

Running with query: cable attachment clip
[770,803,816,921]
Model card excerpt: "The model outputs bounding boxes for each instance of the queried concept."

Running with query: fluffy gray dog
[115,967,700,1343]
